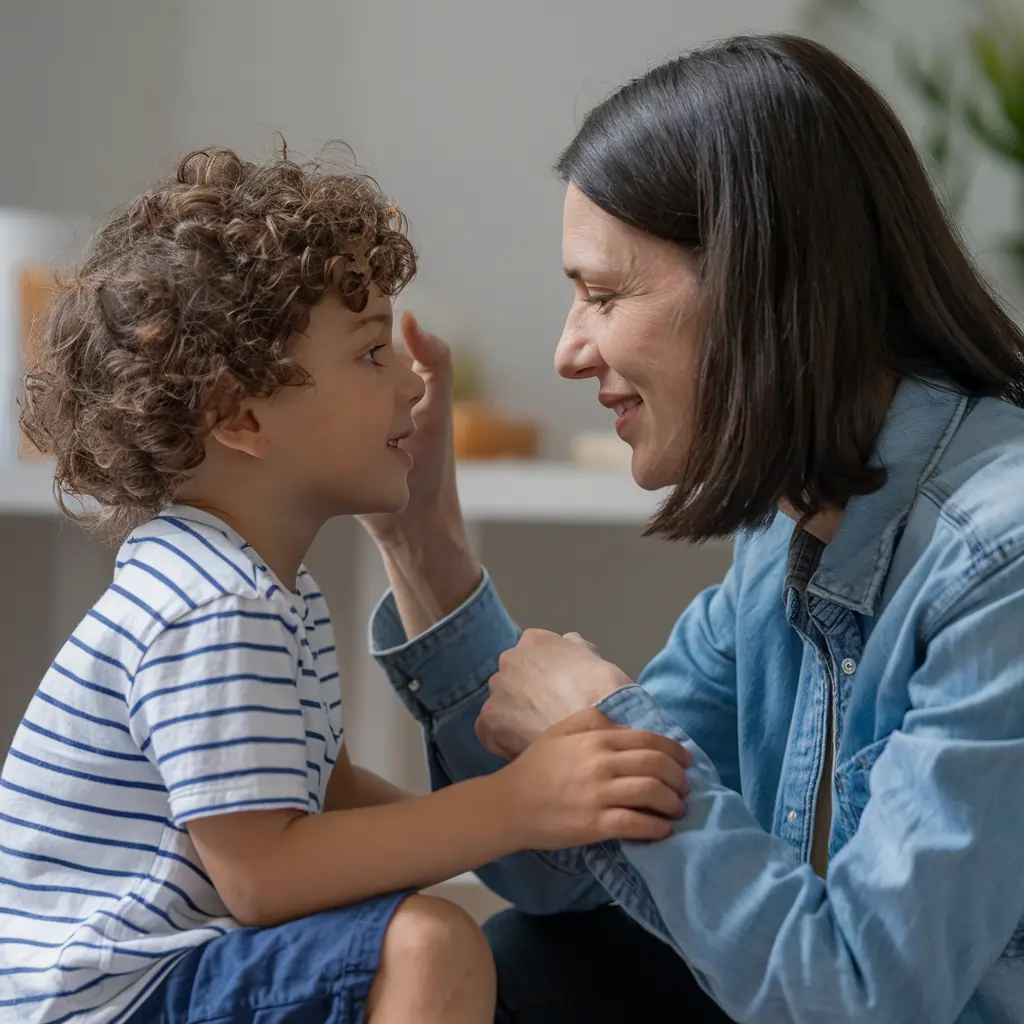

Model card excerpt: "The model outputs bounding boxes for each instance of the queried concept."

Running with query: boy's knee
[382,893,493,977]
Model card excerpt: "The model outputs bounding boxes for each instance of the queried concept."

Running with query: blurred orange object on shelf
[18,267,57,461]
[452,402,539,460]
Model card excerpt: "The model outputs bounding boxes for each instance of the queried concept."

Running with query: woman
[362,34,1024,1023]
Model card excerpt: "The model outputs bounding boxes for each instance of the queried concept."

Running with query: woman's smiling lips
[599,392,643,438]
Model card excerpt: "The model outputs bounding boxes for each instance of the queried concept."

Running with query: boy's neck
[175,484,324,593]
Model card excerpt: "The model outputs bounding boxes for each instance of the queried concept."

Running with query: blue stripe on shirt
[146,703,303,738]
[20,721,148,762]
[158,515,257,589]
[166,766,306,792]
[50,661,125,703]
[166,608,297,635]
[0,845,217,919]
[0,970,108,1009]
[126,535,231,597]
[0,875,117,901]
[137,640,293,673]
[129,673,297,718]
[115,559,197,609]
[87,610,147,653]
[35,690,131,734]
[0,812,212,886]
[156,735,305,766]
[176,794,309,820]
[5,748,163,792]
[108,583,170,627]
[0,779,169,827]
[67,636,132,680]
[125,892,226,938]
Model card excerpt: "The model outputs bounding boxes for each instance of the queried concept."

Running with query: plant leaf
[897,46,954,111]
[964,101,1024,164]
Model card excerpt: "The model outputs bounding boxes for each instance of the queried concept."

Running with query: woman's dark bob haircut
[557,34,1024,542]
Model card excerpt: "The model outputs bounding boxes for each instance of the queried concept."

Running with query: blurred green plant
[804,0,1024,276]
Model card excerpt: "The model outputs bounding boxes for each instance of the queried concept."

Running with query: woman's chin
[629,452,676,491]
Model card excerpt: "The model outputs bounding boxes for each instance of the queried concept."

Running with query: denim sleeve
[584,556,1024,1023]
[370,571,610,914]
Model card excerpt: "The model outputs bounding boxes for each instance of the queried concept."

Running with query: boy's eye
[361,344,387,365]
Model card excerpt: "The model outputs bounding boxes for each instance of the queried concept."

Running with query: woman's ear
[209,397,269,459]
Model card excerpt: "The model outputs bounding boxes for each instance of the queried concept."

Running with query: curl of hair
[20,147,416,537]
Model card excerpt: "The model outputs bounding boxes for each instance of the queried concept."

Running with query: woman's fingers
[562,631,599,653]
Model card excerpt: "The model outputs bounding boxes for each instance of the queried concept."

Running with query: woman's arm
[582,556,1024,1023]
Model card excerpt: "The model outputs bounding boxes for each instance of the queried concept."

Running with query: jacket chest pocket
[832,736,889,840]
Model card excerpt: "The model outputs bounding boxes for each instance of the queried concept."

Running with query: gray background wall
[1,0,1017,765]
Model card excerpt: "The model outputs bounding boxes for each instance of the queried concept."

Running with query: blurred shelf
[454,460,664,523]
[0,460,665,525]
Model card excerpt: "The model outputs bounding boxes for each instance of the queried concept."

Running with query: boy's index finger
[602,727,692,767]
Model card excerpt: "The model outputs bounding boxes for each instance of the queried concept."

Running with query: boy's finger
[610,750,689,794]
[545,706,619,737]
[595,809,675,844]
[601,728,692,767]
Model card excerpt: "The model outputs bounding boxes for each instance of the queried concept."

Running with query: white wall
[174,0,800,456]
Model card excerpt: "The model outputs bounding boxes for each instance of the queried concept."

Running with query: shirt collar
[807,377,969,616]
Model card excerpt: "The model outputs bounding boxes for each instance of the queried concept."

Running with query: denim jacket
[372,377,1024,1024]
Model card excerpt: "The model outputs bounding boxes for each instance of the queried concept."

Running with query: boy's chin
[352,486,411,517]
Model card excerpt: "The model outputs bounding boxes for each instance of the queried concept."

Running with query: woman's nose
[555,319,603,380]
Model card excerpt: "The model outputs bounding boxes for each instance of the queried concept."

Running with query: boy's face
[259,289,425,516]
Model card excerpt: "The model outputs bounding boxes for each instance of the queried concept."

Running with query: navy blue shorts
[128,891,409,1024]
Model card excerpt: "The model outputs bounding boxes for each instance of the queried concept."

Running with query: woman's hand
[359,313,482,634]
[360,311,464,544]
[494,707,691,849]
[477,629,633,759]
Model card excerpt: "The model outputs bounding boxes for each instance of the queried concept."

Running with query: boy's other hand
[495,707,691,850]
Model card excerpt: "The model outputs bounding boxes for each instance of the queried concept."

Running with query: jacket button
[841,658,857,676]
[408,679,421,693]
[787,810,798,822]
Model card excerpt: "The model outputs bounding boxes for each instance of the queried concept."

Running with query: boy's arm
[188,714,690,928]
[324,746,411,810]
[187,775,510,926]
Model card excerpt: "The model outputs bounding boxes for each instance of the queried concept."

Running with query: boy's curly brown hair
[20,147,416,537]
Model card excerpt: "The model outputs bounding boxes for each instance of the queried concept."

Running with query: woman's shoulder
[916,396,1024,557]
[883,397,1024,623]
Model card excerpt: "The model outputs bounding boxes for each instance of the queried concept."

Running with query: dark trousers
[485,905,735,1023]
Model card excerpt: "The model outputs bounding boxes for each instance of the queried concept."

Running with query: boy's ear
[209,398,269,459]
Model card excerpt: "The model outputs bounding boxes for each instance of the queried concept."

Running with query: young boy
[0,149,689,1024]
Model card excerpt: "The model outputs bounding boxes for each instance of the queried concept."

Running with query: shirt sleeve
[371,570,612,914]
[128,595,311,826]
[585,553,1024,1024]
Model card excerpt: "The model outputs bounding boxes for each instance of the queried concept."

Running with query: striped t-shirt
[0,507,343,1024]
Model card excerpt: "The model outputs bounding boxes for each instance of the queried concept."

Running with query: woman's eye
[584,294,615,311]
[361,344,387,365]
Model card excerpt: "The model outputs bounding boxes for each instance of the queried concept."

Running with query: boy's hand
[495,707,691,850]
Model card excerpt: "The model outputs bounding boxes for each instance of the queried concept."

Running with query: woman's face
[557,184,701,490]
